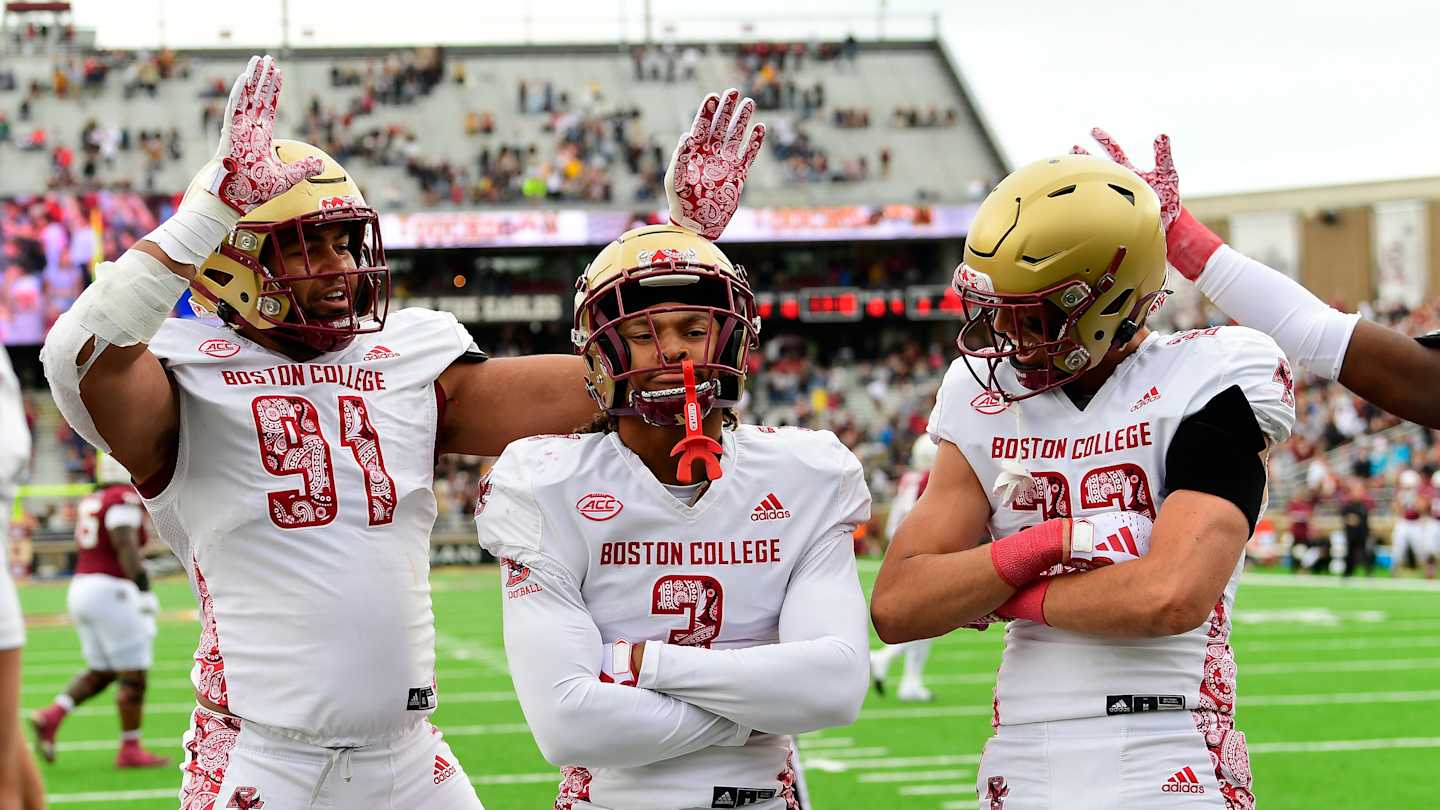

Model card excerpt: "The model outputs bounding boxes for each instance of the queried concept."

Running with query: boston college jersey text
[599,539,781,567]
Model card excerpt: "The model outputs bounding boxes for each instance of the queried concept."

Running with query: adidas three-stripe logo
[751,493,791,522]
[1095,526,1140,556]
[433,754,457,785]
[1160,766,1206,794]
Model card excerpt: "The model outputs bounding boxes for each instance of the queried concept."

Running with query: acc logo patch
[971,390,1009,415]
[576,492,623,521]
[199,339,240,358]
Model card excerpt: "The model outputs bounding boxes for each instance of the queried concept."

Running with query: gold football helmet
[953,154,1167,400]
[572,224,759,426]
[190,139,389,353]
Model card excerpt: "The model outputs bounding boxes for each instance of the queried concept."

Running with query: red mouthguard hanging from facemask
[670,360,724,483]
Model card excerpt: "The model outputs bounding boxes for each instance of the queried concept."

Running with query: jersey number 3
[251,395,397,529]
[651,575,724,647]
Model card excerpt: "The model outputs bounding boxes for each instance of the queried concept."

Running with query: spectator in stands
[1340,477,1375,577]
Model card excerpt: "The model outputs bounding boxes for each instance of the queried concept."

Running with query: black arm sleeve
[1163,384,1268,532]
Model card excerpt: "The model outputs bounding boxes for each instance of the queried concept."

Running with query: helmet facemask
[954,247,1159,401]
[201,205,390,355]
[576,263,757,428]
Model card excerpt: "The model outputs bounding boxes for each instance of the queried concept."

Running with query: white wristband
[144,188,240,268]
[1195,244,1361,381]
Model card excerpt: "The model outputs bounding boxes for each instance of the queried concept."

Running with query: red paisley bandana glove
[198,54,323,215]
[666,88,767,240]
[1072,127,1180,230]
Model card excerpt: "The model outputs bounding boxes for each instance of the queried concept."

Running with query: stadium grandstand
[3,2,1439,808]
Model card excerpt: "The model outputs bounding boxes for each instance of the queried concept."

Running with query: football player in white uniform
[31,454,170,768]
[39,56,597,810]
[1390,469,1430,575]
[1,344,45,809]
[871,155,1296,810]
[869,434,938,702]
[1073,127,1440,430]
[475,93,868,807]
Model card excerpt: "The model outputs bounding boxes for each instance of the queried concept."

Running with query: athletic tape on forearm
[988,518,1068,588]
[143,189,239,268]
[41,249,190,453]
[995,578,1050,625]
[1195,245,1361,380]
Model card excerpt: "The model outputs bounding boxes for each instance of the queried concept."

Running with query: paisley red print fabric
[192,561,229,710]
[1072,127,1180,230]
[179,706,242,810]
[201,55,323,214]
[666,89,766,240]
[1192,600,1254,810]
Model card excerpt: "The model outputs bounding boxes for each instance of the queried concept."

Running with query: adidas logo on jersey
[1160,766,1206,794]
[1108,698,1132,714]
[364,345,401,361]
[432,754,457,785]
[1129,385,1161,412]
[751,493,790,522]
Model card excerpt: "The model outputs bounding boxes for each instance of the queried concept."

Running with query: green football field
[15,561,1440,809]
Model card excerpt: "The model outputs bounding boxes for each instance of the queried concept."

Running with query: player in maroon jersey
[30,455,170,768]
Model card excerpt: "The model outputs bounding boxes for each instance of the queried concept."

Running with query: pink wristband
[989,518,1068,588]
[996,579,1050,625]
[1165,207,1224,282]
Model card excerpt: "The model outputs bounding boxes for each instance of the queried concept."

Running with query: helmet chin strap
[669,359,724,483]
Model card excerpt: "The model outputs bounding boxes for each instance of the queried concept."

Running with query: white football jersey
[141,308,475,746]
[930,326,1295,726]
[477,425,870,810]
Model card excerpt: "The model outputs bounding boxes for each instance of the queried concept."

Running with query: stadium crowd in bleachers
[1,39,980,204]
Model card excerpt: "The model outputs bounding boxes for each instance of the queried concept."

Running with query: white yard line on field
[49,788,177,804]
[858,769,974,783]
[1240,573,1440,591]
[435,630,511,676]
[899,784,974,796]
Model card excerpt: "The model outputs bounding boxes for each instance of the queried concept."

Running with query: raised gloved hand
[201,54,323,215]
[666,89,766,240]
[1073,127,1179,230]
[147,55,323,268]
[1073,127,1222,280]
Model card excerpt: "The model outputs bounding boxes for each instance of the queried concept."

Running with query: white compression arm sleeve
[40,248,191,452]
[1194,244,1361,381]
[636,526,870,735]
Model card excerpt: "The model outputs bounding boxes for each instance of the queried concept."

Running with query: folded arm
[637,526,869,734]
[502,556,748,769]
[1029,489,1249,637]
